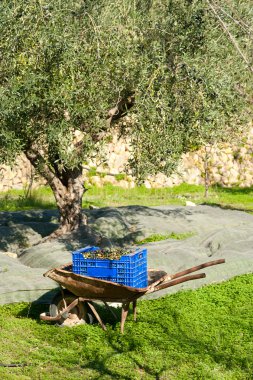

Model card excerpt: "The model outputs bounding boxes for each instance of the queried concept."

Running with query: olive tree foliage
[129,0,253,176]
[0,0,252,234]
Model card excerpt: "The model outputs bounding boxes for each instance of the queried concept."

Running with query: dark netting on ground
[0,205,252,304]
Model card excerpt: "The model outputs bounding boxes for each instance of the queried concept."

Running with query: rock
[107,152,117,166]
[12,184,24,190]
[90,176,102,187]
[164,178,173,187]
[113,142,126,155]
[212,173,222,183]
[118,180,130,189]
[227,169,239,184]
[128,181,135,189]
[185,168,201,185]
[89,205,99,209]
[154,173,167,186]
[73,129,84,143]
[185,201,196,207]
[103,175,117,185]
[239,146,248,156]
[0,251,18,259]
[144,180,151,189]
[223,146,233,155]
[243,173,253,184]
[109,168,119,175]
[150,181,160,189]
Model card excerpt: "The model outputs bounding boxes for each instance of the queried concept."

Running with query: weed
[87,167,97,177]
[136,232,195,244]
[115,173,127,181]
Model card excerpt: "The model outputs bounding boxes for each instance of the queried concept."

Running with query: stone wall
[0,155,46,192]
[1,128,253,191]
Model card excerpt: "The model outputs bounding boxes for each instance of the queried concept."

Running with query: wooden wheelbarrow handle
[147,259,225,293]
[151,273,206,292]
[169,259,225,280]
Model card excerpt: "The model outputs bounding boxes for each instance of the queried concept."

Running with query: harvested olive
[83,248,131,260]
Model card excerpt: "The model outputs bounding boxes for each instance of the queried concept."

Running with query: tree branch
[223,0,253,34]
[207,0,253,74]
[106,94,135,127]
[25,147,65,193]
[214,1,253,35]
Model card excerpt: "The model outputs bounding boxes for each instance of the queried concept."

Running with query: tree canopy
[0,0,252,233]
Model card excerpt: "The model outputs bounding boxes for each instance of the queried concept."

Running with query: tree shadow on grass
[77,317,251,379]
[0,193,56,212]
[201,202,253,213]
[213,185,253,196]
[16,303,49,320]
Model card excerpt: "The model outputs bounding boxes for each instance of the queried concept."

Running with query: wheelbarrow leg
[133,300,137,322]
[121,302,130,334]
[60,285,67,309]
[86,301,107,331]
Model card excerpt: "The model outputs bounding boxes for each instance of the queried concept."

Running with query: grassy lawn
[0,274,252,379]
[1,183,253,212]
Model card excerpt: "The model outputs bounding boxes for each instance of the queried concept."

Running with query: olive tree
[0,0,252,236]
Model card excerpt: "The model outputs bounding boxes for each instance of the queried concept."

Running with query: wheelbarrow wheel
[49,290,94,326]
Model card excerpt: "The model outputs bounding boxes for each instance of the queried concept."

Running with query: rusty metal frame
[40,259,225,333]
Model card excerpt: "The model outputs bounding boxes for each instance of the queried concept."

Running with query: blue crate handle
[134,249,146,259]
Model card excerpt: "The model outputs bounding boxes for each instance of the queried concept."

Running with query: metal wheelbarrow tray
[40,258,225,333]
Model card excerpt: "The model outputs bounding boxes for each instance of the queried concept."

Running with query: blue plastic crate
[72,246,148,288]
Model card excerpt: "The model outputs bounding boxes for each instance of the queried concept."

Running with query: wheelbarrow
[40,258,225,333]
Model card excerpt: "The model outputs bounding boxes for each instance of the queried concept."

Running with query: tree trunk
[25,149,86,238]
[52,167,86,236]
[204,145,211,199]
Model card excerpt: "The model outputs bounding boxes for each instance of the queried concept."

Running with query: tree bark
[52,166,86,236]
[204,145,210,199]
[25,148,86,238]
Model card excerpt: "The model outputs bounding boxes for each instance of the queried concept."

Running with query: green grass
[0,274,252,379]
[1,183,253,212]
[136,232,195,245]
[0,188,56,211]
